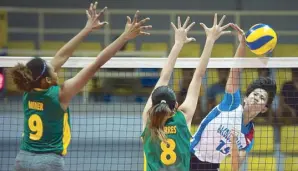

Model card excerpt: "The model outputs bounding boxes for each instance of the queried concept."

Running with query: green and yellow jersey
[20,85,71,156]
[141,111,191,171]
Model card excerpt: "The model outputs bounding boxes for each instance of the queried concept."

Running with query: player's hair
[148,86,176,143]
[10,57,50,92]
[245,77,277,107]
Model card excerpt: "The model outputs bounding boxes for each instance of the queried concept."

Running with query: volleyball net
[0,57,298,171]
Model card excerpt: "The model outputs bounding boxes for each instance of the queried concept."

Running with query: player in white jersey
[190,24,277,171]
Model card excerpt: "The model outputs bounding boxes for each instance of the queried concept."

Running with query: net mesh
[0,57,298,171]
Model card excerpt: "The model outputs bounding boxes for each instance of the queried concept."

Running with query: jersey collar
[33,88,48,92]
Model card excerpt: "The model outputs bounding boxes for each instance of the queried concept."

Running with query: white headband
[160,100,167,104]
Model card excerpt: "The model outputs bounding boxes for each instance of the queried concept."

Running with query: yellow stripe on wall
[0,11,7,48]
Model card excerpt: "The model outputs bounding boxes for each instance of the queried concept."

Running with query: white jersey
[190,90,254,164]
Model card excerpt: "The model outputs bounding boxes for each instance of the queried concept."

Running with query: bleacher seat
[41,41,68,84]
[40,41,65,55]
[7,41,35,56]
[5,72,18,93]
[274,44,298,57]
[207,44,233,99]
[77,42,102,50]
[251,125,274,153]
[125,43,136,51]
[206,69,223,103]
[75,42,102,56]
[248,156,276,171]
[219,157,232,171]
[284,157,298,171]
[141,42,168,56]
[281,126,298,153]
[275,69,292,94]
[179,43,200,58]
[173,43,200,92]
[140,43,168,88]
[207,69,219,86]
[41,41,102,56]
[211,44,234,58]
[241,69,258,93]
[6,41,36,92]
[76,42,101,94]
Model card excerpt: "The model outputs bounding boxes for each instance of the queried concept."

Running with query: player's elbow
[225,85,237,94]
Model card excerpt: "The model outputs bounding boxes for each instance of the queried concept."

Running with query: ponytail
[148,101,172,143]
[10,63,34,92]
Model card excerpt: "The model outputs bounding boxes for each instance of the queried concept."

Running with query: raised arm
[179,14,231,127]
[50,2,108,72]
[230,129,240,171]
[225,24,246,93]
[230,129,247,171]
[142,17,196,130]
[59,11,151,109]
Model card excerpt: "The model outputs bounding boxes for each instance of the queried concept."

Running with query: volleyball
[245,23,277,55]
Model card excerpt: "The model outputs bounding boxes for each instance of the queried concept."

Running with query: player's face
[244,88,268,119]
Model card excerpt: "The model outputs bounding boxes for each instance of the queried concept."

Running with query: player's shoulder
[242,122,254,140]
[48,85,60,91]
[23,86,60,97]
[175,110,185,118]
[43,85,61,101]
[172,110,188,125]
[217,102,243,115]
[218,90,242,111]
[46,85,60,94]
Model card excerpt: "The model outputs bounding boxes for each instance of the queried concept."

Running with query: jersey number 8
[160,138,176,165]
[28,114,43,140]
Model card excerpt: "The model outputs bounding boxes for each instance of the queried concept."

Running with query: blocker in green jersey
[21,86,71,156]
[141,14,231,171]
[142,110,191,171]
[11,5,152,171]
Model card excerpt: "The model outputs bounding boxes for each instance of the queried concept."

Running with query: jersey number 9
[28,114,43,140]
[160,138,176,165]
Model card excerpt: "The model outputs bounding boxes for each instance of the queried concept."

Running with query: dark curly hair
[10,57,50,92]
[245,77,277,107]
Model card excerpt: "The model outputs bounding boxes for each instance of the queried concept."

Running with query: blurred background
[1,0,298,170]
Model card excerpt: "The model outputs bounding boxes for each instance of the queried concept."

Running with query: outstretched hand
[200,13,231,41]
[231,24,246,44]
[122,10,152,40]
[85,2,108,31]
[171,16,196,44]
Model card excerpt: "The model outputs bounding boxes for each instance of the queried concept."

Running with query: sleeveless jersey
[20,86,71,156]
[141,111,192,171]
[190,90,254,163]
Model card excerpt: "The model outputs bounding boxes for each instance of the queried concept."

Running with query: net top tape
[0,57,297,68]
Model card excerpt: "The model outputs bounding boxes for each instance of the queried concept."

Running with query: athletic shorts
[14,150,65,171]
[190,153,220,171]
